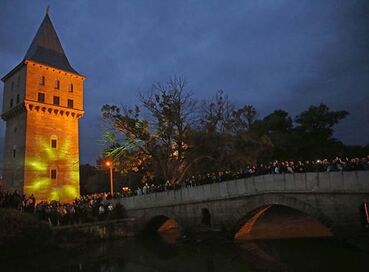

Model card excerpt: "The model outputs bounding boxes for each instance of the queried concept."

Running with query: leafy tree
[198,91,271,171]
[230,105,257,132]
[200,90,233,133]
[253,110,294,160]
[79,164,98,195]
[102,76,207,185]
[293,103,349,160]
[101,78,353,185]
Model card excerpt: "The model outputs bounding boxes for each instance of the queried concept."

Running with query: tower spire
[46,5,50,15]
[23,11,79,75]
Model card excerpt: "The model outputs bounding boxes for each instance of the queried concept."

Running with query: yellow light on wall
[24,136,80,203]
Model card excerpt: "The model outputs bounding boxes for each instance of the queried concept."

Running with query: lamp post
[106,161,114,195]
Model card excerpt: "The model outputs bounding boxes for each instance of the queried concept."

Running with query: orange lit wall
[23,62,84,202]
[2,61,85,203]
[24,110,81,202]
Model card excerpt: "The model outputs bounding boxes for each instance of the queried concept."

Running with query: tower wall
[2,65,27,113]
[2,111,27,193]
[24,109,80,202]
[22,62,84,202]
[1,13,85,203]
[2,66,27,193]
[25,61,84,110]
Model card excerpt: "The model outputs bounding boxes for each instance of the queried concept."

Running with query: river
[2,234,368,272]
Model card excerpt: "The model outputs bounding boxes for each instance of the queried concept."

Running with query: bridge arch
[201,208,212,226]
[231,194,336,240]
[142,210,182,234]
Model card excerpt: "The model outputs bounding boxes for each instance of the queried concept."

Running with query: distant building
[1,13,85,202]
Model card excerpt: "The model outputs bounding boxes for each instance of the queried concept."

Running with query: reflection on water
[234,205,334,241]
[1,234,368,272]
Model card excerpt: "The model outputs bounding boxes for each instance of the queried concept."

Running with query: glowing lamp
[105,161,114,195]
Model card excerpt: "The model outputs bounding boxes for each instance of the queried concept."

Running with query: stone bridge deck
[123,171,369,209]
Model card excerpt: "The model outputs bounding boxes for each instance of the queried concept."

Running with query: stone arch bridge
[121,171,369,242]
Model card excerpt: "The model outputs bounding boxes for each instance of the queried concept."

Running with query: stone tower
[1,13,85,202]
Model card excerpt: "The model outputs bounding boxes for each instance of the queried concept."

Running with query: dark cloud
[0,0,368,164]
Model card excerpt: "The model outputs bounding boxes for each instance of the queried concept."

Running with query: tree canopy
[101,76,352,185]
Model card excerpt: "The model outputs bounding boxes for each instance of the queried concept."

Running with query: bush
[0,208,53,249]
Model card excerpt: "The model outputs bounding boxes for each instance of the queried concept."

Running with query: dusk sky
[0,0,368,165]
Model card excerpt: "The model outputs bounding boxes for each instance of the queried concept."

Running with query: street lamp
[105,161,114,195]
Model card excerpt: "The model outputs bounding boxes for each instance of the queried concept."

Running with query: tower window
[55,80,60,89]
[11,81,14,90]
[51,139,57,148]
[69,83,74,92]
[17,76,21,87]
[13,148,16,158]
[39,76,45,85]
[10,98,13,108]
[51,169,57,179]
[67,99,74,108]
[38,92,45,102]
[50,135,58,149]
[53,96,60,105]
[16,94,20,104]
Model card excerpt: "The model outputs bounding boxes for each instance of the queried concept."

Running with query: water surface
[2,235,368,272]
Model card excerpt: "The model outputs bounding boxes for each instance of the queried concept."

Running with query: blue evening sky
[0,0,368,164]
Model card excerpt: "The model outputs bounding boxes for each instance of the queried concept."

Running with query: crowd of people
[34,193,126,226]
[134,156,369,194]
[183,156,369,186]
[0,190,36,212]
[0,191,125,226]
[1,155,368,225]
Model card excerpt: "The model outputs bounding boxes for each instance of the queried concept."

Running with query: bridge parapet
[122,171,369,210]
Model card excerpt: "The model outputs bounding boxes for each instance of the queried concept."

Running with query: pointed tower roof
[24,13,79,75]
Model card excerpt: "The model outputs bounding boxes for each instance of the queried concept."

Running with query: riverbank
[0,209,52,249]
[0,208,136,253]
[1,207,368,256]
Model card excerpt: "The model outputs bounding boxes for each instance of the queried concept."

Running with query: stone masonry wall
[122,172,369,239]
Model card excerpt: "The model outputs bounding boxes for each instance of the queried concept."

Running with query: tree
[253,110,294,160]
[102,76,206,185]
[79,164,97,195]
[198,91,271,170]
[101,78,352,185]
[230,105,257,132]
[199,90,233,133]
[293,103,349,160]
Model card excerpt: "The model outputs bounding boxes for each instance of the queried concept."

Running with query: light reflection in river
[1,234,368,272]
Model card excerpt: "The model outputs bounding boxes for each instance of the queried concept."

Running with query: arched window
[69,83,74,92]
[201,208,211,226]
[50,135,58,149]
[12,145,16,158]
[67,99,74,108]
[53,96,60,105]
[39,75,45,85]
[55,79,60,89]
[38,92,45,102]
[50,169,57,179]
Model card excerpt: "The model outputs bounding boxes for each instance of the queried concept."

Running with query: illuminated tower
[1,13,85,202]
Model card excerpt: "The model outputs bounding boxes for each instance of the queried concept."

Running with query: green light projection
[24,136,79,202]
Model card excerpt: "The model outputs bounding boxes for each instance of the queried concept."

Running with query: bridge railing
[121,171,369,210]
